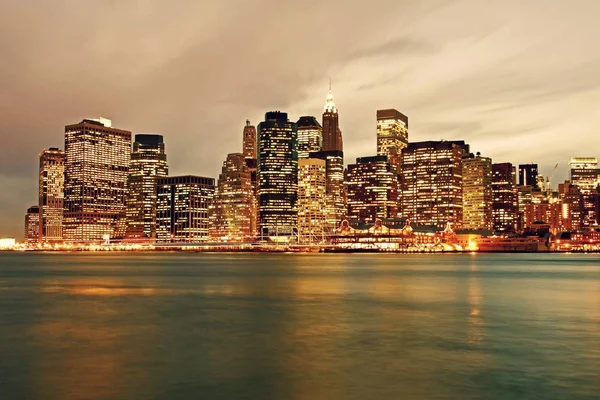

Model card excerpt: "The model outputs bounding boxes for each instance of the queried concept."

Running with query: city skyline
[2,1,600,238]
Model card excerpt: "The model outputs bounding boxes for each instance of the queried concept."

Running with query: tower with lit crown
[322,84,343,152]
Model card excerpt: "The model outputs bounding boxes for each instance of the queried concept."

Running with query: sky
[1,0,600,238]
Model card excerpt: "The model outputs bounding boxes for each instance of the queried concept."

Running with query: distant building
[321,88,343,152]
[401,141,469,227]
[518,164,539,190]
[63,118,132,242]
[297,158,327,241]
[242,120,257,160]
[346,155,399,223]
[25,206,40,244]
[310,150,345,232]
[257,111,298,237]
[376,109,408,173]
[125,134,168,241]
[209,153,256,242]
[462,154,493,230]
[569,157,599,192]
[492,163,518,232]
[296,116,322,159]
[39,148,65,243]
[156,176,215,243]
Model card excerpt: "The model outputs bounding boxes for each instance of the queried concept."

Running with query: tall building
[63,118,132,242]
[242,120,257,160]
[25,206,40,244]
[518,164,539,190]
[125,134,168,241]
[462,154,493,230]
[376,109,408,173]
[569,157,599,192]
[346,155,398,223]
[401,141,468,227]
[156,176,215,242]
[310,150,345,232]
[296,116,322,159]
[297,158,327,241]
[209,153,256,242]
[39,148,65,243]
[321,88,343,152]
[257,111,298,237]
[492,163,518,232]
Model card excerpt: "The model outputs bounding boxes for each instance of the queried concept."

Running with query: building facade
[296,116,322,159]
[242,120,257,160]
[570,157,599,192]
[257,111,298,237]
[125,134,168,241]
[63,118,132,242]
[39,148,65,243]
[492,162,518,232]
[462,154,493,230]
[321,89,343,152]
[297,158,327,241]
[25,206,40,244]
[346,155,398,223]
[376,109,408,173]
[401,141,468,227]
[310,150,345,232]
[156,176,215,243]
[209,153,256,242]
[518,164,539,190]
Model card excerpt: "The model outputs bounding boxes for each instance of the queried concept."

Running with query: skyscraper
[125,134,168,241]
[492,162,518,232]
[310,150,345,232]
[518,164,539,190]
[376,109,408,173]
[346,155,398,223]
[297,158,327,241]
[462,154,493,230]
[209,153,256,242]
[39,148,65,243]
[242,120,257,160]
[401,141,469,227]
[156,176,215,242]
[63,118,132,242]
[321,88,343,152]
[257,111,298,237]
[25,206,40,244]
[296,116,322,159]
[569,157,600,192]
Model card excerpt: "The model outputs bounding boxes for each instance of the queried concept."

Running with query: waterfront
[1,253,599,399]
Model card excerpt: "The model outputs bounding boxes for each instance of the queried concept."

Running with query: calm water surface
[0,252,599,399]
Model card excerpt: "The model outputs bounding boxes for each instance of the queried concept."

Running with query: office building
[296,116,322,158]
[322,88,343,152]
[462,154,493,230]
[156,176,215,242]
[569,157,599,192]
[492,163,518,232]
[401,141,469,227]
[63,118,132,242]
[297,158,327,241]
[39,148,65,242]
[125,134,168,241]
[257,111,298,237]
[518,164,539,190]
[209,153,256,242]
[242,120,257,160]
[346,155,398,223]
[310,150,345,231]
[25,206,40,244]
[376,109,408,173]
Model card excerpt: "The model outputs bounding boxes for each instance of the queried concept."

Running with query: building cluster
[24,90,600,245]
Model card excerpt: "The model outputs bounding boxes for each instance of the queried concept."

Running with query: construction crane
[545,163,559,198]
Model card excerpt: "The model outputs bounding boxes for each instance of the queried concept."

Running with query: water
[0,252,599,400]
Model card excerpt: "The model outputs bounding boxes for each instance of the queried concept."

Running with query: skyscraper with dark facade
[39,148,65,243]
[25,206,40,244]
[242,120,257,160]
[125,134,168,241]
[376,109,408,173]
[257,111,298,236]
[63,118,132,242]
[346,155,398,223]
[401,141,469,227]
[492,162,518,232]
[296,116,322,159]
[156,176,215,242]
[321,89,343,152]
[518,164,539,190]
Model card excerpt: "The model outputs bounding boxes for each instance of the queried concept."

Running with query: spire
[324,80,337,114]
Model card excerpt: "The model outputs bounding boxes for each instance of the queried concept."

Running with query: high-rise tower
[39,148,65,243]
[462,154,493,230]
[242,120,257,160]
[376,109,408,173]
[125,134,168,241]
[321,86,343,152]
[296,116,322,159]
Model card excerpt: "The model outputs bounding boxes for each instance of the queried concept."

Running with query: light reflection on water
[0,252,599,399]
